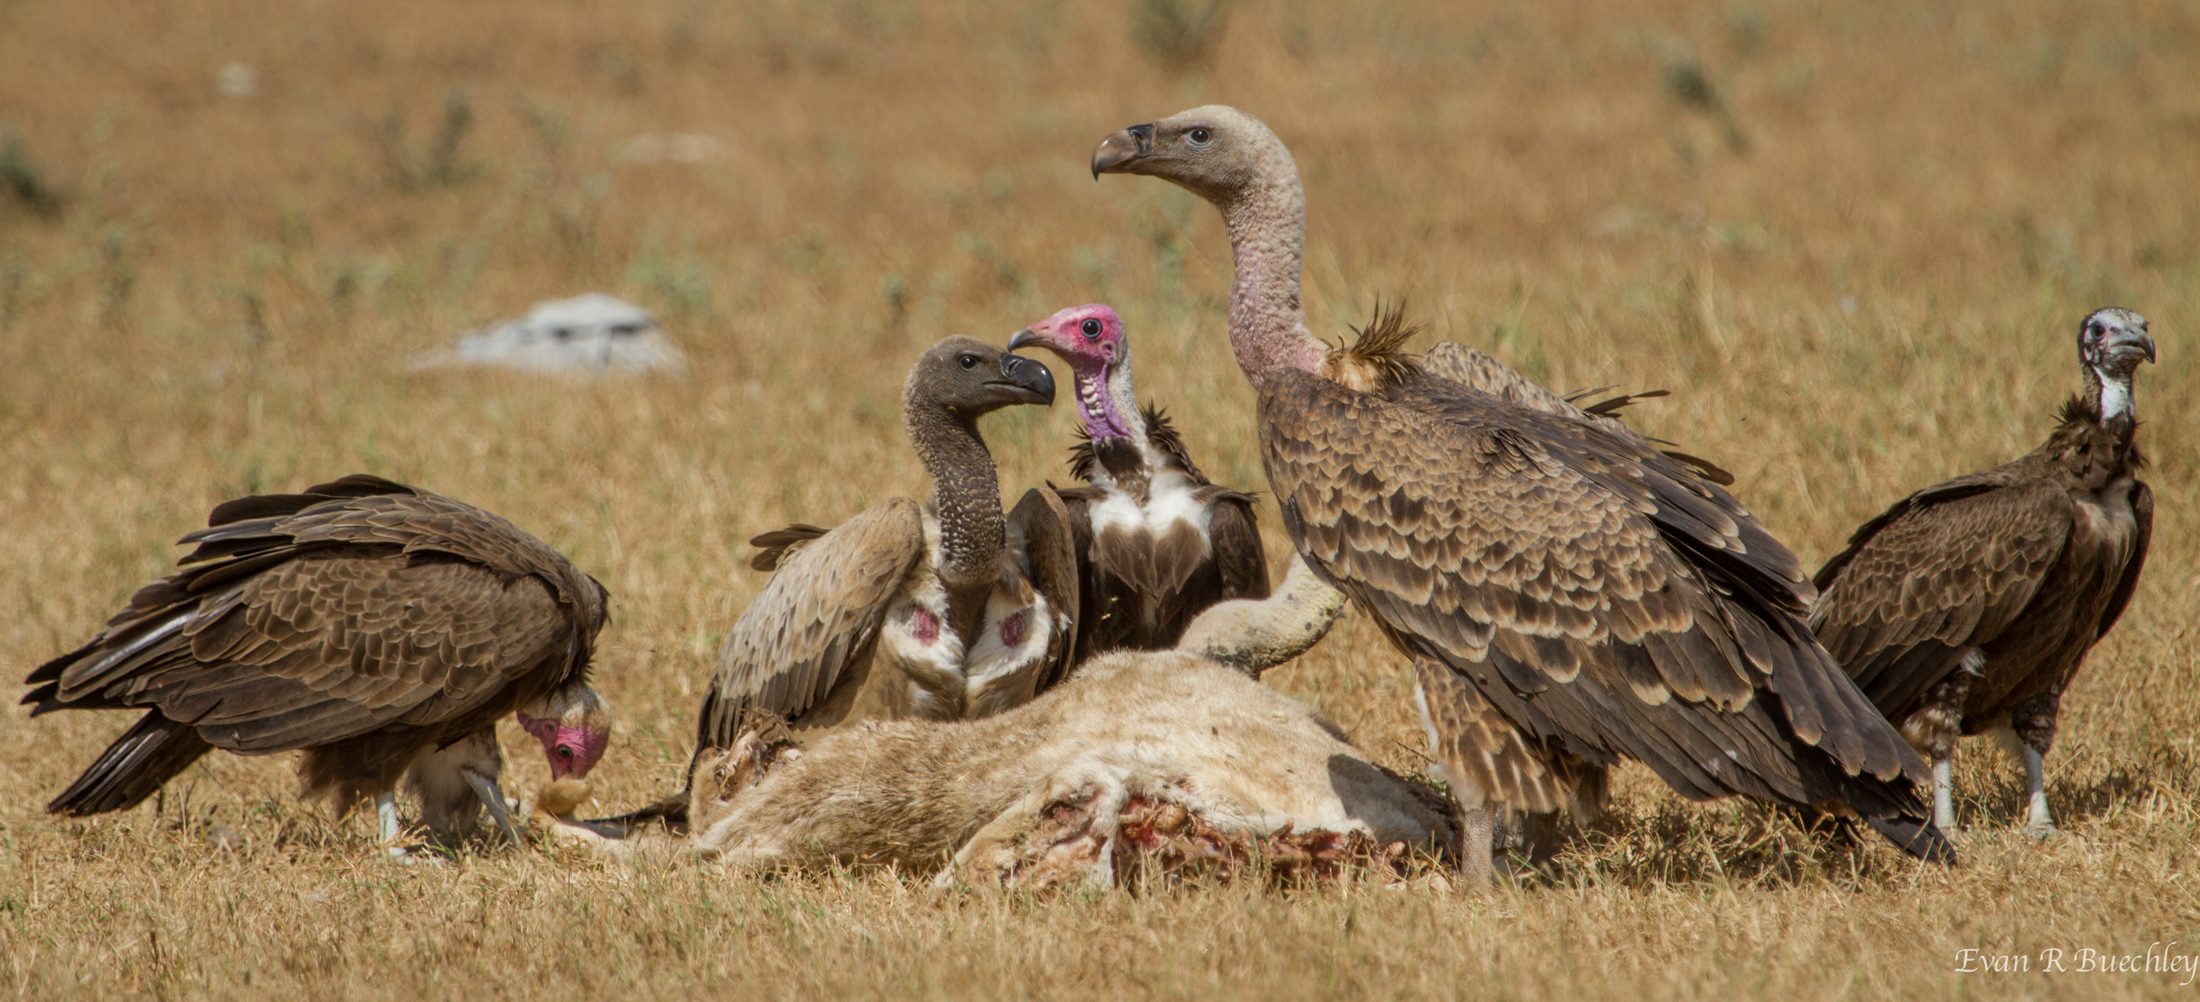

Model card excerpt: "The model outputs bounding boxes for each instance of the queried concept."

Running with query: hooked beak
[1006,327,1049,354]
[1091,123,1154,178]
[995,352,1057,405]
[2125,330,2159,364]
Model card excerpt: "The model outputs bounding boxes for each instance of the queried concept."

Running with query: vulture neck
[1080,361,1153,488]
[905,401,1004,641]
[2083,363,2139,439]
[1215,157,1329,389]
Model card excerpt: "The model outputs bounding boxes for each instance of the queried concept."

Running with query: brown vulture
[1810,307,2154,837]
[1006,303,1271,661]
[22,474,612,852]
[1090,104,1947,879]
[674,337,1074,789]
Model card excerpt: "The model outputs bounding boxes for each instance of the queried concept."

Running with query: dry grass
[2,0,2196,997]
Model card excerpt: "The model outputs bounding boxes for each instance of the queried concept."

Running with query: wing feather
[1808,478,2070,713]
[700,498,925,748]
[1006,488,1081,694]
[1261,367,1925,810]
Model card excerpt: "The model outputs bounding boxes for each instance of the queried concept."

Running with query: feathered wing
[22,474,604,815]
[1203,489,1271,605]
[1004,487,1081,694]
[1420,341,1734,486]
[1808,474,2071,714]
[697,497,925,751]
[2092,480,2152,641]
[1258,367,1928,819]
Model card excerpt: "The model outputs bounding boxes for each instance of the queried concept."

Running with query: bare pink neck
[1219,172,1327,388]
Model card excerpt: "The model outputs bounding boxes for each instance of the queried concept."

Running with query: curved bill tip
[1001,352,1057,404]
[1091,124,1152,179]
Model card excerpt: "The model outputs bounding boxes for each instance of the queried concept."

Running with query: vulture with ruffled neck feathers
[1811,308,2154,837]
[1091,105,1947,879]
[1008,304,1269,660]
[23,474,612,851]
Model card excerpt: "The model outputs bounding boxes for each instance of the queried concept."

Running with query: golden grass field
[2,0,2196,997]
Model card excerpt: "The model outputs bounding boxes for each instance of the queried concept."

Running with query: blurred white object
[217,63,258,98]
[412,293,689,376]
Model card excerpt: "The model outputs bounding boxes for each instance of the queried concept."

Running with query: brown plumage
[1810,307,2155,836]
[1008,304,1268,662]
[23,474,611,848]
[590,338,1075,835]
[1093,104,1946,879]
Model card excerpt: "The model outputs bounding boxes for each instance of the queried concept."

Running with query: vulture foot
[373,791,420,862]
[461,768,525,848]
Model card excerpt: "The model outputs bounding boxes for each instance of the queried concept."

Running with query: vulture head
[2077,307,2155,423]
[1008,304,1138,441]
[907,335,1057,422]
[1091,105,1293,205]
[516,684,612,781]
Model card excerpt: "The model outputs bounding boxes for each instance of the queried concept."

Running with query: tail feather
[583,793,691,836]
[1864,814,1959,865]
[47,711,215,817]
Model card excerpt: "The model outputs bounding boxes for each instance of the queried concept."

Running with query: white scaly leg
[1931,754,1957,834]
[376,791,409,859]
[462,769,525,848]
[2022,745,2057,839]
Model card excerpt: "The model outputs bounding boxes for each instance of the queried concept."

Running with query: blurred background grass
[1,0,2195,998]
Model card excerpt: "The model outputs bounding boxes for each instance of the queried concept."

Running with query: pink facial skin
[1012,304,1135,440]
[517,710,609,779]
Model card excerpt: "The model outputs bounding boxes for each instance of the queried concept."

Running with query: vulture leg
[375,792,408,858]
[2008,690,2063,838]
[2020,745,2056,837]
[461,768,524,848]
[1455,806,1498,889]
[1930,755,1957,835]
[1994,690,2064,838]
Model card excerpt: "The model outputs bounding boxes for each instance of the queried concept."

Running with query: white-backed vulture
[693,335,1073,748]
[1089,104,1947,880]
[22,474,612,851]
[1006,303,1270,660]
[1810,307,2154,836]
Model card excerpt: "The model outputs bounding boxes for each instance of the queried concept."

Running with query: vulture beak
[995,352,1057,405]
[1006,328,1049,354]
[2125,330,2158,364]
[1091,123,1154,178]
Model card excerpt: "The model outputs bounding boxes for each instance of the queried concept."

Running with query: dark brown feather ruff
[1066,403,1216,487]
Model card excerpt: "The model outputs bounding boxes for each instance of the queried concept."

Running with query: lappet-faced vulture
[23,474,612,852]
[1811,308,2154,837]
[1091,104,1947,880]
[1008,304,1270,661]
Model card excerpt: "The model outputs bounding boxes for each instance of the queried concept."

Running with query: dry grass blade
[0,0,2195,998]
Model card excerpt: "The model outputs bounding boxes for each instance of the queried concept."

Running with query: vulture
[689,335,1073,766]
[23,474,612,852]
[1007,303,1270,660]
[1091,104,1946,879]
[1810,307,2155,837]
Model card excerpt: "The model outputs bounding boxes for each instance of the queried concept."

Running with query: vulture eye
[1080,318,1102,339]
[959,354,979,369]
[1187,128,1212,146]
